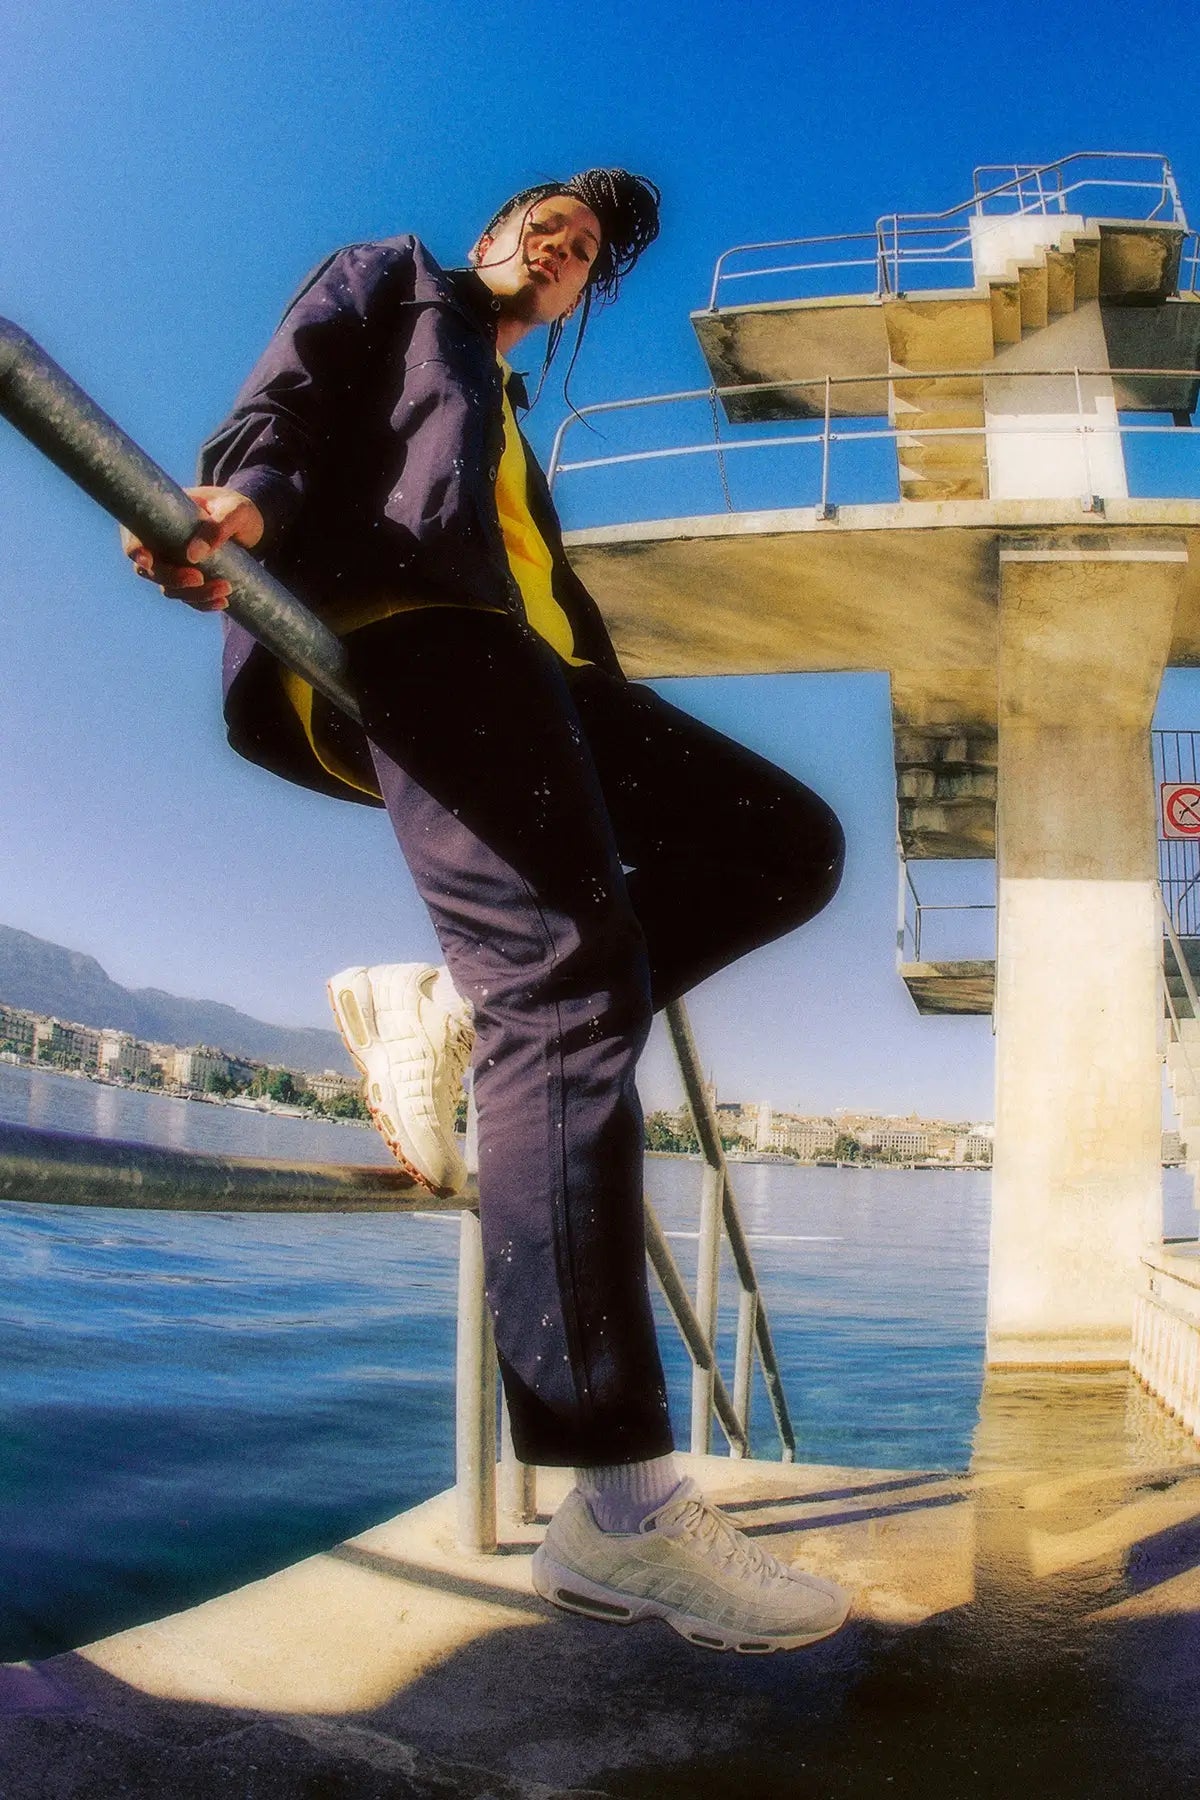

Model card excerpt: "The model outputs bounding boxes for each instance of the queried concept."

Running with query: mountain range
[0,925,354,1075]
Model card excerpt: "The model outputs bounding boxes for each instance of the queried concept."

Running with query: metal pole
[690,1162,722,1454]
[665,997,798,1458]
[455,1209,497,1554]
[1073,364,1098,509]
[643,1204,747,1454]
[897,858,909,961]
[732,1286,757,1459]
[0,1119,469,1211]
[499,1397,537,1526]
[817,375,834,519]
[0,319,362,724]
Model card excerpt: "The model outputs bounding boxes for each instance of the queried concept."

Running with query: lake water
[0,1062,1194,1661]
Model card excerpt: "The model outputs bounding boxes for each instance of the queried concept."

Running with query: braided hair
[480,167,661,410]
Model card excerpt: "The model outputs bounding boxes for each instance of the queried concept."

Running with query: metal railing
[706,152,1197,310]
[547,365,1200,522]
[897,864,996,967]
[1155,731,1200,937]
[0,317,797,1555]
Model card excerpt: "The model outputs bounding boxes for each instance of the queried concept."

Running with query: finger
[152,563,206,588]
[186,504,253,563]
[161,581,230,610]
[185,519,220,563]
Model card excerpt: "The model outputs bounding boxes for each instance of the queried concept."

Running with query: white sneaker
[531,1477,851,1654]
[327,963,475,1196]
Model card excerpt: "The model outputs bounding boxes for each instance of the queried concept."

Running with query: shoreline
[0,1057,374,1129]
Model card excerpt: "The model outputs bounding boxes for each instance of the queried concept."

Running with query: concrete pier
[988,538,1187,1363]
[4,1387,1200,1799]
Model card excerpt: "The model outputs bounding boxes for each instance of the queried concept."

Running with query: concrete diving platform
[5,1381,1200,1799]
[899,958,996,1015]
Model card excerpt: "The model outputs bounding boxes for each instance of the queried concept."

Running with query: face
[472,194,603,325]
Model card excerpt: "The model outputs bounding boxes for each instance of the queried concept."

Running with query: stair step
[989,280,1022,347]
[897,441,988,479]
[897,801,996,857]
[1062,229,1101,302]
[889,404,985,432]
[896,766,998,802]
[1045,246,1076,315]
[899,474,989,502]
[1018,261,1049,332]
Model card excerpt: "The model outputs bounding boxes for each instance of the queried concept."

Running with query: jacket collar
[443,265,503,333]
[444,266,531,411]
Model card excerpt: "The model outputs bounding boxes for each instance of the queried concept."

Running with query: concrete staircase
[889,224,1105,502]
[894,720,998,857]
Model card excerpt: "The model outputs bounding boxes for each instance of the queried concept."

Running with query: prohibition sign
[1162,783,1200,838]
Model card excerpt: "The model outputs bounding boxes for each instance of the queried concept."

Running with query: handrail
[0,320,361,725]
[0,1119,463,1211]
[0,319,803,1547]
[898,864,996,966]
[664,999,797,1460]
[706,152,1190,309]
[547,364,1200,512]
[1161,890,1200,1021]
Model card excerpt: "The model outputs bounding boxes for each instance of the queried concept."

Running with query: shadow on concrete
[3,1373,1200,1798]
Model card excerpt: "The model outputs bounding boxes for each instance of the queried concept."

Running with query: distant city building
[958,1129,993,1164]
[172,1046,230,1090]
[309,1069,362,1103]
[97,1029,151,1081]
[0,1003,36,1059]
[32,1017,100,1070]
[768,1119,836,1158]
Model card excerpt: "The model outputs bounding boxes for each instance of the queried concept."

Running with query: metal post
[499,1396,537,1526]
[0,320,363,724]
[690,1162,723,1454]
[896,857,909,961]
[643,1204,748,1455]
[817,375,835,520]
[732,1286,757,1459]
[1073,364,1101,511]
[455,1209,497,1554]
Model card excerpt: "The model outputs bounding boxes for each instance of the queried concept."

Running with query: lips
[527,256,559,281]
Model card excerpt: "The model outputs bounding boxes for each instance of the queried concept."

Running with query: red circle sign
[1164,784,1200,837]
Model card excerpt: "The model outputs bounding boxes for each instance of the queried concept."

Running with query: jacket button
[487,466,497,482]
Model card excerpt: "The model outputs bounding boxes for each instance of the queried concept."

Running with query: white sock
[574,1454,682,1533]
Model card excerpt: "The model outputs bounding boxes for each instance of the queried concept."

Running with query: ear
[471,233,492,267]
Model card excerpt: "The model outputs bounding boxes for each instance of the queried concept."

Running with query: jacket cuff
[219,468,301,553]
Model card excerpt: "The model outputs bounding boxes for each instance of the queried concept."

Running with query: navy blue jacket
[198,236,623,805]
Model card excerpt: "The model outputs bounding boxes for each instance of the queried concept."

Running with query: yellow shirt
[494,357,589,668]
[281,356,586,797]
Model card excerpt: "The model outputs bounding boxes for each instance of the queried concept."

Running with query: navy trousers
[346,609,845,1467]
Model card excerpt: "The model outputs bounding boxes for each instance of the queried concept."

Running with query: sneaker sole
[530,1548,851,1654]
[326,975,458,1198]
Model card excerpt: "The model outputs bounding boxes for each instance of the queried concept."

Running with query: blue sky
[2,0,1198,1117]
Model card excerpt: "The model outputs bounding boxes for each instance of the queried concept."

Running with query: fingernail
[186,538,207,562]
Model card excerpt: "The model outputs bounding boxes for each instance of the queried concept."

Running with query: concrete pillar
[988,537,1187,1365]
